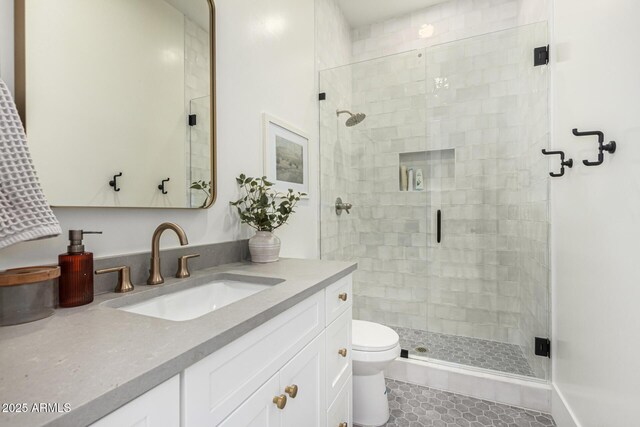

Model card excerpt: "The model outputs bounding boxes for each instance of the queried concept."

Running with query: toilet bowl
[352,320,401,426]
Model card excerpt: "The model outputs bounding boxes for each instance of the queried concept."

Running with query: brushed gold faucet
[147,222,189,285]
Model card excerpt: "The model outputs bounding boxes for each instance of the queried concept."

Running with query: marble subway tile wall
[315,0,352,71]
[317,0,356,263]
[342,0,549,378]
[348,51,430,329]
[184,17,211,207]
[319,65,357,263]
[316,0,550,378]
[351,0,549,63]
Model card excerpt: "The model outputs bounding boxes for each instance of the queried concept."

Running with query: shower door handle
[437,210,442,244]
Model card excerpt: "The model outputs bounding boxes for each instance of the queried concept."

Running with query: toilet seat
[352,320,399,352]
[352,345,401,364]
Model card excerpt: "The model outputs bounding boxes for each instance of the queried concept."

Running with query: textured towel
[0,78,61,249]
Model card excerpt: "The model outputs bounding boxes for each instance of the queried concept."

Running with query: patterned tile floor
[381,379,556,427]
[390,326,538,378]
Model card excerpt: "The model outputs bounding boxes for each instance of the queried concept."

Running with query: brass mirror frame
[14,0,217,209]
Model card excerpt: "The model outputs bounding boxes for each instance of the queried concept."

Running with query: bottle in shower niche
[415,168,424,191]
[400,165,408,191]
[58,230,102,307]
[407,168,415,192]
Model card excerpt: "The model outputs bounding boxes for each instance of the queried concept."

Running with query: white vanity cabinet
[92,274,353,427]
[182,290,326,425]
[185,274,353,427]
[90,375,180,427]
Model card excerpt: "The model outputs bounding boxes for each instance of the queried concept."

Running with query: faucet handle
[95,266,134,293]
[176,254,200,278]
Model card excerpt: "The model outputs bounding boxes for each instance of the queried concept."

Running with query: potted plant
[230,174,306,263]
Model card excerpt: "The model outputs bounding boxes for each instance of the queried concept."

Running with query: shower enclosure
[320,23,550,380]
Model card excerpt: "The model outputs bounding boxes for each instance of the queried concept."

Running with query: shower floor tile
[379,379,556,427]
[390,326,537,378]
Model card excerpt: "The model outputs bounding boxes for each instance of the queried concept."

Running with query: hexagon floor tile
[390,325,538,378]
[369,379,556,427]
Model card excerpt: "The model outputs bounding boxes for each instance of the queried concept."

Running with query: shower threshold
[389,325,538,378]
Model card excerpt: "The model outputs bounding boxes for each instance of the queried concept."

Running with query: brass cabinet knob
[338,292,348,301]
[338,348,348,357]
[339,423,348,427]
[95,266,134,293]
[272,394,287,410]
[284,384,298,398]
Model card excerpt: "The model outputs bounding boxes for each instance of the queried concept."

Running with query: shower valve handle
[335,197,352,215]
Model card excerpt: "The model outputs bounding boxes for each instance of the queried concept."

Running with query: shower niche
[398,149,455,192]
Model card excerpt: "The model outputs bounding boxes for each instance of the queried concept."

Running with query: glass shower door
[423,23,550,379]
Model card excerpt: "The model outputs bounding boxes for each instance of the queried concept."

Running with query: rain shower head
[336,109,366,127]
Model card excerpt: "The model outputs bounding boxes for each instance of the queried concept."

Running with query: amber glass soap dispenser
[58,230,102,307]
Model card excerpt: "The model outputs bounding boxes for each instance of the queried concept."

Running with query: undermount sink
[118,279,273,322]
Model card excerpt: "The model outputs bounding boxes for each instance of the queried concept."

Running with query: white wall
[0,0,318,268]
[551,0,640,425]
[0,0,13,93]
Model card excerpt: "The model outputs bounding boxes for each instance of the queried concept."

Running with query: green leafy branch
[230,174,306,232]
[190,180,211,208]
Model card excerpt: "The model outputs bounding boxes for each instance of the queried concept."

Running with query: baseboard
[384,358,552,413]
[551,384,581,427]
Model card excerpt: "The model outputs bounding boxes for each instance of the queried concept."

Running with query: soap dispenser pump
[58,230,102,307]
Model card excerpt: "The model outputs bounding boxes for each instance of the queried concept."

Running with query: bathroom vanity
[0,259,356,427]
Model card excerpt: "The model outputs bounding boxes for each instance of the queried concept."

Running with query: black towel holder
[158,178,170,194]
[109,172,122,192]
[572,128,616,166]
[542,149,573,177]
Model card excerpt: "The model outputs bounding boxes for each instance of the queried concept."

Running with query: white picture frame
[263,113,309,196]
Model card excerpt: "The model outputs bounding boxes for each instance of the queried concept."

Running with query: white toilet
[352,320,401,426]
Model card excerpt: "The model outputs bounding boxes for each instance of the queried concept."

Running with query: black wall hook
[572,128,616,166]
[158,178,170,194]
[542,149,573,177]
[109,172,122,192]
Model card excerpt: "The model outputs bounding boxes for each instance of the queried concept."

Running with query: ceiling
[337,0,449,28]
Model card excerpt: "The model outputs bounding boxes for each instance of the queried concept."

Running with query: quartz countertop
[0,258,357,427]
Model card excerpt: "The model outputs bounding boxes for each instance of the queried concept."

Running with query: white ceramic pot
[248,231,281,263]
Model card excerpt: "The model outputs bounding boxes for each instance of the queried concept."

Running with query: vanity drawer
[326,307,352,405]
[327,375,352,427]
[325,274,352,326]
[183,291,325,426]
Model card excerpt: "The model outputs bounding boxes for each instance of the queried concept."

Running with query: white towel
[0,78,61,249]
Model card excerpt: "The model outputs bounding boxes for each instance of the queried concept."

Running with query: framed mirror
[15,0,216,209]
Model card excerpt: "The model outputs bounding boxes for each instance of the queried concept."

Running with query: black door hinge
[535,337,551,358]
[188,114,197,126]
[318,92,326,101]
[534,45,549,66]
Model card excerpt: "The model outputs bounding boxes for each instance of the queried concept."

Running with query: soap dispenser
[58,230,102,307]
